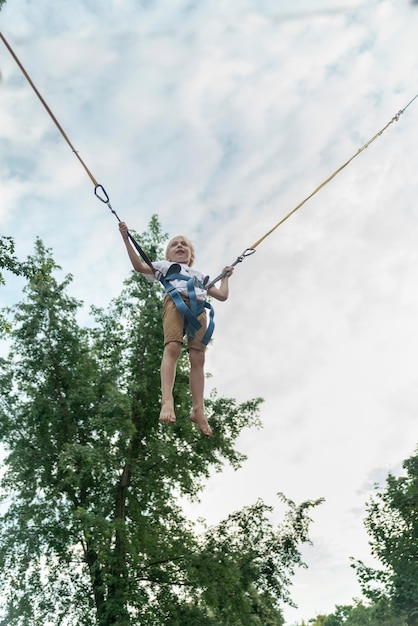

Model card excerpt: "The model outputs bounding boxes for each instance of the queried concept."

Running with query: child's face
[166,236,195,266]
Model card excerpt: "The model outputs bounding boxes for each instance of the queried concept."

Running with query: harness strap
[201,300,215,345]
[160,270,215,345]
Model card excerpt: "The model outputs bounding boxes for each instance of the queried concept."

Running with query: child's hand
[119,222,129,240]
[207,266,234,300]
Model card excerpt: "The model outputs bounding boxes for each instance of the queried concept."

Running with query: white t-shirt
[147,260,208,301]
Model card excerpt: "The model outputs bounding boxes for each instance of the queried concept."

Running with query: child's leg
[160,341,182,424]
[188,347,212,437]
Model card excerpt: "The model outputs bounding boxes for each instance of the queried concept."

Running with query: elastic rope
[249,96,418,250]
[0,32,99,187]
[0,31,155,272]
[204,93,418,288]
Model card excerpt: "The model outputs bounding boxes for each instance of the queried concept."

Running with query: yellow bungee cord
[206,92,418,287]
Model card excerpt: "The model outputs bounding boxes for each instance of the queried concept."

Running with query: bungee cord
[250,92,418,251]
[0,31,154,271]
[206,92,418,288]
[2,31,417,288]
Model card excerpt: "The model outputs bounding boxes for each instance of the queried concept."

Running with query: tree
[0,235,32,333]
[299,598,407,626]
[0,217,322,625]
[353,448,418,626]
[327,598,407,626]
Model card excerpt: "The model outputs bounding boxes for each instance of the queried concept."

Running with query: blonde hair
[165,235,195,267]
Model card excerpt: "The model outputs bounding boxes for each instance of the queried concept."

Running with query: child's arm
[119,222,154,275]
[207,266,234,301]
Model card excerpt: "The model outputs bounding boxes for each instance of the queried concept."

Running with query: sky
[1,0,418,623]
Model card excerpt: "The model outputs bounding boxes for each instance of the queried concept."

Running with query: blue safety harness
[159,264,215,345]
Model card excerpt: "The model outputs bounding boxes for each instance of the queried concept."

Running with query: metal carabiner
[205,248,256,289]
[94,184,110,204]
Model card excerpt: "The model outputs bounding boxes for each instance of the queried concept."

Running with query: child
[119,222,234,436]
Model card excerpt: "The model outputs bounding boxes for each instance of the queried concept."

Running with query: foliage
[298,597,407,626]
[353,448,418,626]
[0,235,33,333]
[0,216,322,625]
[0,236,29,281]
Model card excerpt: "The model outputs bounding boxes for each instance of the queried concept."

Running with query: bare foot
[159,402,176,424]
[190,407,213,437]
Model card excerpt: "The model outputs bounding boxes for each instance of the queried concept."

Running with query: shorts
[162,295,207,352]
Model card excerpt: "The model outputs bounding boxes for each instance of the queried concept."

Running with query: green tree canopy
[0,217,322,625]
[353,448,418,626]
[297,597,407,626]
[0,235,32,333]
